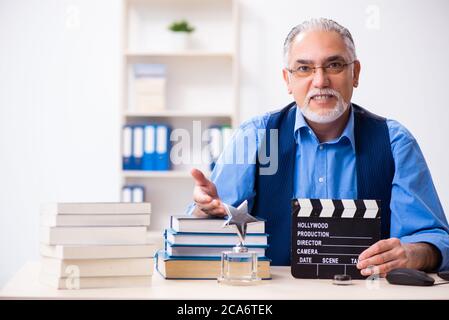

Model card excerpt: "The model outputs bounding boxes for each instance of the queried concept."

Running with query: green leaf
[168,19,195,33]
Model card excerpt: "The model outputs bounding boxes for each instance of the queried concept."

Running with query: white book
[135,77,165,94]
[40,202,151,215]
[40,257,154,277]
[40,226,148,245]
[40,213,150,227]
[133,63,166,77]
[167,245,266,257]
[40,243,158,260]
[171,215,265,234]
[39,273,152,289]
[166,229,268,246]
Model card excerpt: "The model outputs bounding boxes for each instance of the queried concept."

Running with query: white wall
[1,0,448,288]
[239,0,449,212]
[0,0,121,286]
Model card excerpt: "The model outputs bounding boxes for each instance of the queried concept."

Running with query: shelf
[121,0,239,227]
[124,110,234,118]
[123,170,210,179]
[125,51,234,59]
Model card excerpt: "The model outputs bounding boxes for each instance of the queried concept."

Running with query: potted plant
[168,19,195,50]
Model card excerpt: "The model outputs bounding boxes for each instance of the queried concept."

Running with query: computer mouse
[437,270,449,281]
[386,268,435,286]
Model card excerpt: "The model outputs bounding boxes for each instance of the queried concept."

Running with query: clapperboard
[291,199,381,280]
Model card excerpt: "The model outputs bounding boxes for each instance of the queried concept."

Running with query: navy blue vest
[252,102,395,266]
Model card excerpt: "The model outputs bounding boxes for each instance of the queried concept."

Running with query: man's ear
[283,68,292,94]
[353,60,361,88]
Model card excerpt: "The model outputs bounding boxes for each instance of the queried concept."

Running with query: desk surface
[1,261,448,300]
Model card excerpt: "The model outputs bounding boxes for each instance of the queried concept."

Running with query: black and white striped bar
[294,199,380,218]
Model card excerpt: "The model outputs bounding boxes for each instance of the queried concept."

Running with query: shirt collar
[293,103,356,151]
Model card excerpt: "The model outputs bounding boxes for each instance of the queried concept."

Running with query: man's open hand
[191,168,227,217]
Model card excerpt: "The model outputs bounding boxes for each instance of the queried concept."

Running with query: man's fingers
[193,184,220,204]
[357,249,397,270]
[358,238,401,261]
[191,168,224,217]
[204,207,227,217]
[196,199,222,211]
[357,238,407,277]
[194,190,212,204]
[191,168,210,187]
[196,200,227,218]
[361,260,401,277]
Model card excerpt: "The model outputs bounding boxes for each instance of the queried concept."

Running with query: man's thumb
[190,168,210,187]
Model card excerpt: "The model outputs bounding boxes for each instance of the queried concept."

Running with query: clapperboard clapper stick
[291,199,381,280]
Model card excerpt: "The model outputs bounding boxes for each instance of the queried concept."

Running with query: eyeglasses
[287,61,355,78]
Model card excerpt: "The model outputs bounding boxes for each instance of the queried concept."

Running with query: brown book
[156,251,271,280]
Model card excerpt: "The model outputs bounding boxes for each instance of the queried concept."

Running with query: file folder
[133,125,144,170]
[132,186,145,203]
[121,186,132,202]
[155,124,170,171]
[122,125,133,170]
[142,125,155,171]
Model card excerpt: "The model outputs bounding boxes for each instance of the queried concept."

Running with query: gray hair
[283,18,357,67]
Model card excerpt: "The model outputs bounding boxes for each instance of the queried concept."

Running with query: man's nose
[311,67,330,88]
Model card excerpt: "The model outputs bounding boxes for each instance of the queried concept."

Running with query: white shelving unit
[124,110,234,118]
[120,0,240,235]
[125,50,234,58]
[123,170,211,179]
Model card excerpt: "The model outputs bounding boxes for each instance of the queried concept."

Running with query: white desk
[1,261,448,300]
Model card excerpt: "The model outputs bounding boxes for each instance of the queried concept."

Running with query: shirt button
[319,145,324,150]
[318,177,324,183]
[308,130,312,135]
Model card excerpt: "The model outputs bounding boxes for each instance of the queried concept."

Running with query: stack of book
[156,215,271,279]
[39,202,157,289]
[132,63,166,112]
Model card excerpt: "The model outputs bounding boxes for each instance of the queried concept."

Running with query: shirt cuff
[400,232,449,272]
[185,203,196,216]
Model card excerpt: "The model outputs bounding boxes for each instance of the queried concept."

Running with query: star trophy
[218,201,262,286]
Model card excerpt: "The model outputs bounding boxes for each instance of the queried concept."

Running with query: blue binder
[122,125,133,170]
[132,125,144,170]
[142,124,156,170]
[155,124,171,171]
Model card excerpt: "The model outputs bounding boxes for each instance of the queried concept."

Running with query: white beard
[300,88,349,124]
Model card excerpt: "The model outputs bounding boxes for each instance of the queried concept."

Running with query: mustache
[304,88,341,105]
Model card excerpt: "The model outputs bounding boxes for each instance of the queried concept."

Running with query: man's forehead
[292,55,348,66]
[290,30,350,62]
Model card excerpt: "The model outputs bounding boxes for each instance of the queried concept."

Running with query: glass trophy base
[217,278,262,286]
[218,245,261,286]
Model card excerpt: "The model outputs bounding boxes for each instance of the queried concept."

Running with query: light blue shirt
[188,104,449,271]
